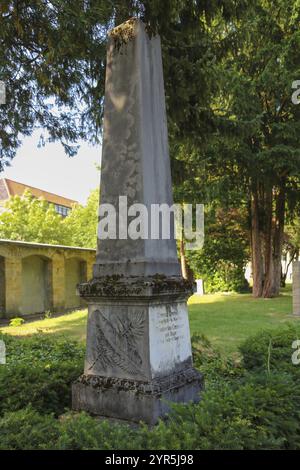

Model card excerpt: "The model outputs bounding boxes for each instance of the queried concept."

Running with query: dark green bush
[0,407,59,450]
[0,362,82,416]
[239,325,300,375]
[2,370,299,450]
[186,208,250,294]
[54,371,300,450]
[57,412,139,450]
[0,329,300,449]
[191,333,244,386]
[0,334,84,416]
[0,333,85,366]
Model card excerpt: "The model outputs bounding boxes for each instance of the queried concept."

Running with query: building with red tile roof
[0,178,77,216]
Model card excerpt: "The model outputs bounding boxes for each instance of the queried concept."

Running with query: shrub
[56,412,138,450]
[0,407,59,450]
[54,370,300,450]
[0,333,85,366]
[136,371,300,450]
[9,317,25,327]
[191,333,244,385]
[0,334,84,416]
[239,325,300,375]
[0,362,82,416]
[2,371,300,451]
[0,329,300,450]
[186,208,250,294]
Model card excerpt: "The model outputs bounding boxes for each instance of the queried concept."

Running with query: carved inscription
[149,303,192,376]
[157,305,186,345]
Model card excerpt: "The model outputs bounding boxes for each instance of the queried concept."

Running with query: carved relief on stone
[88,309,146,378]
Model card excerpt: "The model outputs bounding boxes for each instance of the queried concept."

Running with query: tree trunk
[180,239,189,280]
[282,248,299,286]
[251,187,264,297]
[262,187,274,297]
[263,181,286,297]
[272,183,285,296]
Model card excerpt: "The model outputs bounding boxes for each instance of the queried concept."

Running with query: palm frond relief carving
[88,310,146,377]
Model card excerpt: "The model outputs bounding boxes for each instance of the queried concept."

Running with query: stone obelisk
[72,18,203,424]
[293,262,300,316]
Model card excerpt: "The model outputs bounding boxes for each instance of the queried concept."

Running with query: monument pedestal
[72,276,203,424]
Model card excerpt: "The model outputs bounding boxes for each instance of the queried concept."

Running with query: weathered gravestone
[72,18,203,424]
[293,261,300,316]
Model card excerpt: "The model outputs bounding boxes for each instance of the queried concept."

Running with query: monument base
[73,275,203,424]
[72,369,203,425]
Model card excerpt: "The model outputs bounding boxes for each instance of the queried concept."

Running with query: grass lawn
[1,285,299,356]
[0,310,88,343]
[189,285,299,355]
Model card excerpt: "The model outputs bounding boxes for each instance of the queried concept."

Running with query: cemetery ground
[1,285,297,355]
[1,286,300,450]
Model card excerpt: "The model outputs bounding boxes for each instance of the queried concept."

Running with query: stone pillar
[5,257,22,317]
[72,19,203,425]
[52,253,65,312]
[93,18,180,279]
[293,261,300,316]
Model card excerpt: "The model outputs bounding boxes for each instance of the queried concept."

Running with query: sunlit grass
[188,285,299,354]
[0,310,88,342]
[1,285,299,355]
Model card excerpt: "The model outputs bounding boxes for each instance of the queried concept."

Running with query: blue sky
[0,131,101,204]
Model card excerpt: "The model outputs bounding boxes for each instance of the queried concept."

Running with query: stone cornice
[78,275,195,301]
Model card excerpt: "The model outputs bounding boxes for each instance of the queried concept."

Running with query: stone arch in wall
[21,255,53,315]
[65,257,87,309]
[0,256,5,315]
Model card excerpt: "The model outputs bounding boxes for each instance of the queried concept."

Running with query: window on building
[55,204,70,217]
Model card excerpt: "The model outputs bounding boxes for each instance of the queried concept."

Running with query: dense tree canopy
[64,188,98,248]
[1,0,299,297]
[0,0,243,168]
[173,0,300,297]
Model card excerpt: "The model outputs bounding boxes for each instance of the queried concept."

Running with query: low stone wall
[0,239,95,318]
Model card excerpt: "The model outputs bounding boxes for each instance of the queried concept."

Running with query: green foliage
[0,407,59,450]
[239,325,300,375]
[9,317,25,327]
[0,188,98,248]
[170,0,300,298]
[0,333,85,366]
[2,372,299,450]
[64,189,99,248]
[0,0,233,167]
[185,370,300,450]
[0,334,84,416]
[0,0,111,165]
[191,333,244,385]
[1,328,300,449]
[56,412,139,450]
[0,190,71,245]
[187,208,250,293]
[0,362,82,416]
